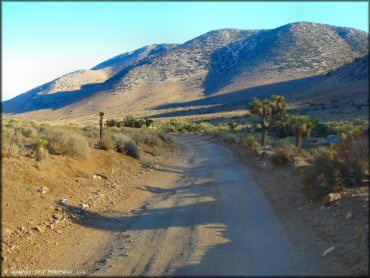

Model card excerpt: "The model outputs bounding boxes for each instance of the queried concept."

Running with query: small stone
[37,187,48,194]
[141,171,145,174]
[324,193,342,206]
[53,213,64,220]
[33,225,46,233]
[93,174,100,180]
[81,203,89,209]
[60,198,68,205]
[345,212,353,221]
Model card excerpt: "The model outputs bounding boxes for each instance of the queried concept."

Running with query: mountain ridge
[3,21,368,117]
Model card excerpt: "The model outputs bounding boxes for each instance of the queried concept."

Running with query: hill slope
[2,22,368,119]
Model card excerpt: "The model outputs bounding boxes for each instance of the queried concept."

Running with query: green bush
[35,139,48,150]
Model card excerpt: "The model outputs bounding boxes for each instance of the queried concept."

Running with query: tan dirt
[2,134,367,276]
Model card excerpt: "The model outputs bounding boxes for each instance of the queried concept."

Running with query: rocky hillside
[2,22,368,116]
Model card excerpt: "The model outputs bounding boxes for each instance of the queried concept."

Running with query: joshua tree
[288,114,314,149]
[249,95,287,146]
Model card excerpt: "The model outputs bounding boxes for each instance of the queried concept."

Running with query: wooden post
[99,112,104,144]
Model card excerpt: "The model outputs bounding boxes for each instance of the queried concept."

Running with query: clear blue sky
[2,1,369,100]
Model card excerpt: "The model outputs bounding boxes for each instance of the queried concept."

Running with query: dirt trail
[53,134,337,276]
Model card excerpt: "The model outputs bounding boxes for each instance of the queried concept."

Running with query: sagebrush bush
[1,128,22,157]
[43,127,89,157]
[304,131,368,194]
[21,126,38,138]
[113,134,140,159]
[270,141,297,166]
[334,131,369,187]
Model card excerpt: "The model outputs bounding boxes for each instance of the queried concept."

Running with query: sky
[2,1,369,101]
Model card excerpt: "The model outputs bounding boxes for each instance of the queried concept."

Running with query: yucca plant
[249,95,287,146]
[288,114,314,149]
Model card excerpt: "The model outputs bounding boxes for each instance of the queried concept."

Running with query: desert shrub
[43,127,89,157]
[327,121,360,138]
[105,119,122,128]
[197,122,216,133]
[82,126,99,138]
[312,121,330,137]
[304,131,369,194]
[1,128,22,157]
[270,141,297,166]
[34,139,48,150]
[161,119,202,133]
[121,115,145,128]
[216,132,238,144]
[240,135,260,152]
[21,126,38,138]
[140,156,155,168]
[33,139,48,161]
[151,146,165,156]
[304,151,340,194]
[113,134,140,159]
[99,135,115,151]
[119,127,168,147]
[270,123,292,138]
[333,131,369,187]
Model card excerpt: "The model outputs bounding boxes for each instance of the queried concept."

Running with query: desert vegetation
[2,117,172,162]
[150,96,369,197]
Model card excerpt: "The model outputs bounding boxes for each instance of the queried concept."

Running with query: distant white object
[60,198,68,205]
[322,246,335,256]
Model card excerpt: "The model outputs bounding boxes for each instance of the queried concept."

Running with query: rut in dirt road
[70,135,332,276]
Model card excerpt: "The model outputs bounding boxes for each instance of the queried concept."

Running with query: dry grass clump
[98,135,115,151]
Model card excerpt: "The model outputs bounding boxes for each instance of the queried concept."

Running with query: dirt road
[59,135,336,276]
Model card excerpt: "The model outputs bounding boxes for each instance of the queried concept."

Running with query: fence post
[99,112,104,144]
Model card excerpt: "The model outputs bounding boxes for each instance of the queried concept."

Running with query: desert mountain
[2,22,368,119]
